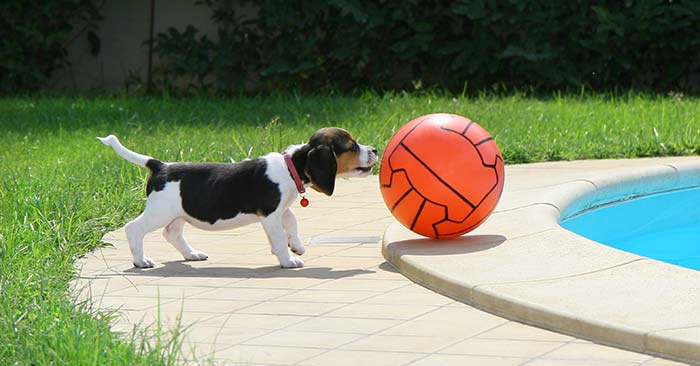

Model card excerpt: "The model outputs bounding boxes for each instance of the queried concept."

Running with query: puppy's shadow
[122,260,375,280]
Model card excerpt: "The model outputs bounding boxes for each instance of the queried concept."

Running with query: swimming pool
[562,187,700,270]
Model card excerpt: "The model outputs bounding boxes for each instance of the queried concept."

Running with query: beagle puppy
[99,128,378,268]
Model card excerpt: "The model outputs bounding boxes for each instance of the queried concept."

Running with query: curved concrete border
[382,157,700,364]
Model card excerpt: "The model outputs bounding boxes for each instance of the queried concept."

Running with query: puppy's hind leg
[162,218,208,261]
[124,210,173,268]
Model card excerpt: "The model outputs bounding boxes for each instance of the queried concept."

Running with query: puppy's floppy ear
[305,145,337,196]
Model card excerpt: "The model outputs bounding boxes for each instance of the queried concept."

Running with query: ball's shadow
[385,234,506,256]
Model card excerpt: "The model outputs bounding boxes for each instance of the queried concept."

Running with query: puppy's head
[302,127,378,196]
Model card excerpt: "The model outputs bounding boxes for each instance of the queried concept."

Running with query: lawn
[1,93,699,365]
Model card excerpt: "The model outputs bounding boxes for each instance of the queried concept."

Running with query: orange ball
[380,113,505,239]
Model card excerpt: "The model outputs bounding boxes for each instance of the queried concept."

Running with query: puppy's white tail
[98,135,155,168]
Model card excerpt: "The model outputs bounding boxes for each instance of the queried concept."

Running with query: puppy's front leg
[261,214,304,268]
[282,208,305,256]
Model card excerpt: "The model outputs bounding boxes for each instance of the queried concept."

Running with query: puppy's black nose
[371,148,378,155]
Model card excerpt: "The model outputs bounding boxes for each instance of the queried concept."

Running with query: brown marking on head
[335,149,362,175]
[308,127,363,176]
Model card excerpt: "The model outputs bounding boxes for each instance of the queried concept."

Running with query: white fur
[98,135,153,167]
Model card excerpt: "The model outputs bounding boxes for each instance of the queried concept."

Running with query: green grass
[1,93,699,365]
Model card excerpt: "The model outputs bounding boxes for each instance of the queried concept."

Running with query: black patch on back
[146,159,281,224]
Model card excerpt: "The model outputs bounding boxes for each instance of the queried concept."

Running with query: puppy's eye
[351,142,360,152]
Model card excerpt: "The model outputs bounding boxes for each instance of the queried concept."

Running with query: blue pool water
[561,187,700,270]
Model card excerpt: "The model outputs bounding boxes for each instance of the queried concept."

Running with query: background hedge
[153,0,700,94]
[2,0,699,94]
[0,0,101,94]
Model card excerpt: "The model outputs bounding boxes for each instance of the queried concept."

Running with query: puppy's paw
[133,256,155,268]
[289,239,305,256]
[184,250,208,261]
[279,255,304,269]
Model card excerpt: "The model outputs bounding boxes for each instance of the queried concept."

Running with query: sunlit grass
[0,92,698,365]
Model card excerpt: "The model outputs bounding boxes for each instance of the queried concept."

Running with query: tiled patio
[74,163,691,365]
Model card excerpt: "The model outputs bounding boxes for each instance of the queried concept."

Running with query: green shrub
[0,0,102,94]
[153,0,700,94]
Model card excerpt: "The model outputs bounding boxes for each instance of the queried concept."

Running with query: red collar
[283,153,307,207]
[284,153,308,207]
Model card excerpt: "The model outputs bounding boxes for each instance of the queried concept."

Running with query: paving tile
[328,246,384,258]
[381,307,507,338]
[361,289,454,306]
[242,330,363,348]
[307,236,381,245]
[477,321,575,342]
[210,254,287,266]
[439,338,565,358]
[309,278,408,292]
[181,326,268,346]
[157,299,257,314]
[523,360,639,366]
[261,266,378,281]
[205,313,311,330]
[645,357,695,365]
[106,284,212,299]
[189,287,295,301]
[541,342,652,363]
[92,295,176,311]
[130,309,221,327]
[296,245,349,256]
[146,275,240,288]
[356,264,409,280]
[229,276,331,290]
[341,334,460,353]
[407,354,526,366]
[390,283,443,294]
[213,344,327,365]
[304,255,386,269]
[292,316,401,334]
[325,229,390,237]
[323,302,437,320]
[298,349,425,366]
[88,269,162,285]
[236,300,344,317]
[273,289,377,303]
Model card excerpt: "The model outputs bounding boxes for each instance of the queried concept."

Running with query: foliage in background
[0,0,103,94]
[152,0,700,95]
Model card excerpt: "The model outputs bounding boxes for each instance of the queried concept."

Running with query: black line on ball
[461,121,474,135]
[475,137,494,146]
[399,141,476,209]
[411,199,427,231]
[391,187,414,212]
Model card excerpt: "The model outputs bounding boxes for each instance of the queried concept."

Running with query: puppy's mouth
[353,163,376,177]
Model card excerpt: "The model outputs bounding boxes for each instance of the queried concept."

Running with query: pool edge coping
[382,158,700,364]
